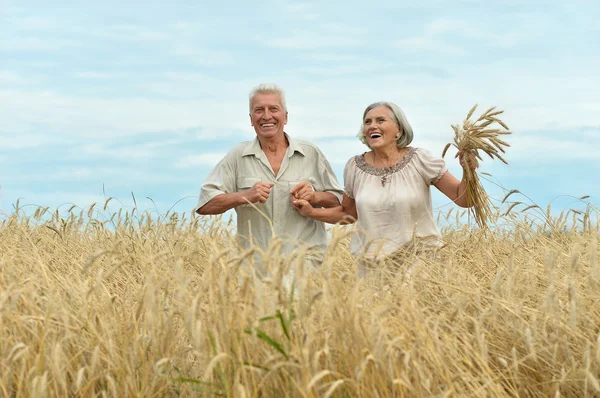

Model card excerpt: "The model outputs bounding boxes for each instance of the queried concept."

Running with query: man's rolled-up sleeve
[195,154,236,213]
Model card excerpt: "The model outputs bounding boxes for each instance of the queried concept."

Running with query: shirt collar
[242,133,306,157]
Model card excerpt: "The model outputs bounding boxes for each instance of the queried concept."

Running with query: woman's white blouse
[344,147,447,259]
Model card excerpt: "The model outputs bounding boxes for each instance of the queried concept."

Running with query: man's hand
[242,182,274,204]
[290,182,315,205]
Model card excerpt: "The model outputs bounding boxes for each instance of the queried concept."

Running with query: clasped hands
[240,181,315,208]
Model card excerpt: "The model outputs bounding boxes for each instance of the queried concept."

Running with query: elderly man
[195,83,343,278]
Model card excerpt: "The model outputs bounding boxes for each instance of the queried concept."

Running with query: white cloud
[0,37,81,51]
[392,37,466,56]
[265,30,364,49]
[0,186,195,216]
[73,72,117,80]
[509,133,600,162]
[171,44,236,66]
[0,71,29,84]
[175,153,227,168]
[0,89,248,138]
[38,169,95,180]
[0,132,68,149]
[160,72,248,95]
[9,191,108,209]
[171,21,204,34]
[2,62,598,148]
[1,166,193,184]
[425,18,465,35]
[9,15,64,31]
[285,63,397,77]
[81,143,158,159]
[76,139,196,161]
[91,24,170,42]
[272,0,320,21]
[294,53,363,62]
[395,11,567,57]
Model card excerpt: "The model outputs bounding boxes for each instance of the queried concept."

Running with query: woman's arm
[434,152,476,208]
[290,182,341,208]
[434,171,470,208]
[292,193,358,224]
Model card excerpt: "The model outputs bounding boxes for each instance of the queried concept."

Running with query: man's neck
[259,133,289,154]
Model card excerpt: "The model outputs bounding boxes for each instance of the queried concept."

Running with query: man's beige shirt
[196,134,343,260]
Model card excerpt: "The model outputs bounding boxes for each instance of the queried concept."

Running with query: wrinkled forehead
[364,105,393,120]
[250,92,284,110]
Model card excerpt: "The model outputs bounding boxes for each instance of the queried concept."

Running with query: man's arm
[197,182,275,215]
[196,192,246,215]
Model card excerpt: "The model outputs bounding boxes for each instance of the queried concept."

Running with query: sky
[1,0,598,223]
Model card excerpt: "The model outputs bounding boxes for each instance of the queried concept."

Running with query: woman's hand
[458,150,478,171]
[290,193,357,224]
[291,198,314,217]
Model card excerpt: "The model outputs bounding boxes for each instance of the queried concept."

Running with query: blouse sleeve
[414,148,447,185]
[343,157,357,199]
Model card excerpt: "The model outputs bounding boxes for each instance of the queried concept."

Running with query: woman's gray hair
[249,83,287,112]
[357,101,414,148]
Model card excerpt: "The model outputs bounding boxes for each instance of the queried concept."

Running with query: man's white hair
[249,83,287,112]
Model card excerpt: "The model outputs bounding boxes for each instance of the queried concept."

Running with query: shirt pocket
[286,180,303,190]
[284,180,304,202]
[236,177,262,208]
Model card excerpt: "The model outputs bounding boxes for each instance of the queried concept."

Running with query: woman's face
[362,106,400,150]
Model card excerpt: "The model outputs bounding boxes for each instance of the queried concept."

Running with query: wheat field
[1,200,599,397]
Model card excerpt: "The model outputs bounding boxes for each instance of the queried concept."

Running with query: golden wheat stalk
[442,104,512,228]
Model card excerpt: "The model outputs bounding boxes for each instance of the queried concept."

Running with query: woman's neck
[372,146,402,167]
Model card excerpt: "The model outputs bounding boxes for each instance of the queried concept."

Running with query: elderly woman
[292,101,474,277]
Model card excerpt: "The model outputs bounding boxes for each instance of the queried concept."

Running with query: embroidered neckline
[354,146,416,177]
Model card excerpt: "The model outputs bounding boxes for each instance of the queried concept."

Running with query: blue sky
[1,0,598,221]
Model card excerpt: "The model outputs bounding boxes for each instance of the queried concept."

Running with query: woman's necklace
[373,150,400,187]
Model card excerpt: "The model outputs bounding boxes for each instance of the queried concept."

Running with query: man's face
[249,92,288,140]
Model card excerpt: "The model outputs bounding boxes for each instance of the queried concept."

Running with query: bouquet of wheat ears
[442,105,512,228]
